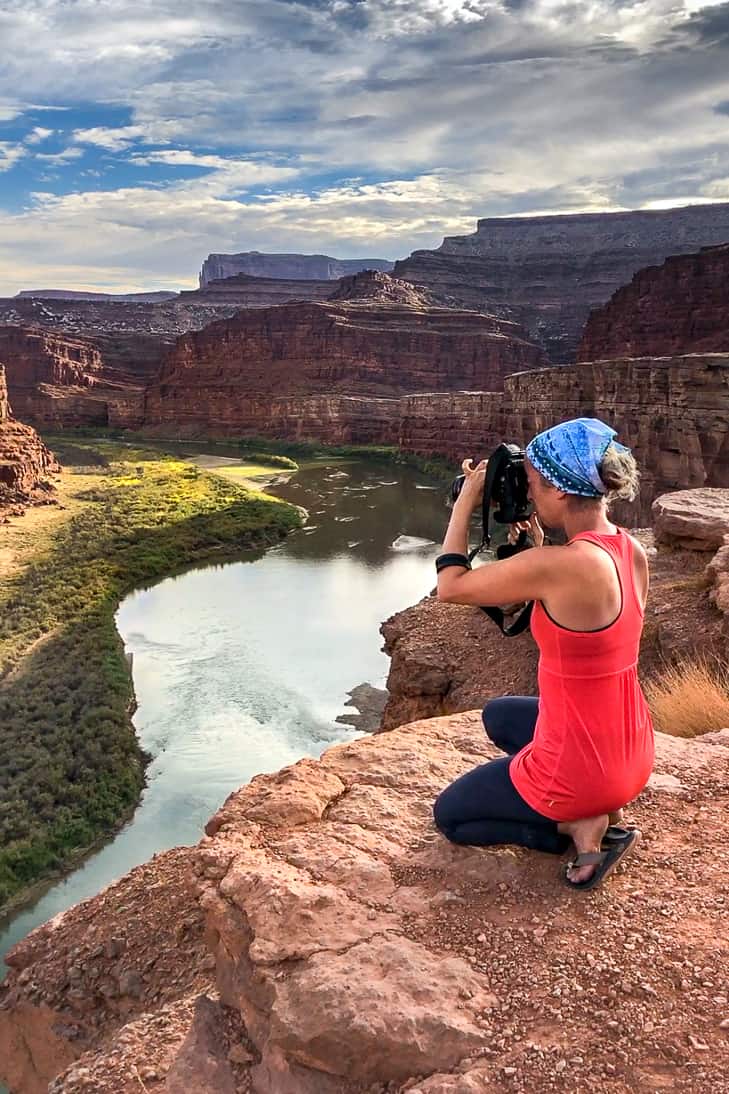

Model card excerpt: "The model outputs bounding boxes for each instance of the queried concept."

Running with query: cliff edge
[1,713,727,1093]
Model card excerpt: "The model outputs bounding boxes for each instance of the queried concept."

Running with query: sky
[1,0,729,294]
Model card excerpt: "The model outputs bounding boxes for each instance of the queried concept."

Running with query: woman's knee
[482,697,510,748]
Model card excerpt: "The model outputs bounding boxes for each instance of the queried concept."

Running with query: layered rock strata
[179,272,337,308]
[398,353,729,518]
[1,715,727,1093]
[394,204,729,361]
[0,327,164,430]
[578,243,729,361]
[144,290,545,434]
[0,365,59,504]
[199,251,393,286]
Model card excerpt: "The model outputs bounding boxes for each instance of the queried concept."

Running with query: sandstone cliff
[398,353,729,519]
[1,714,727,1093]
[578,244,729,361]
[199,251,393,287]
[144,279,545,436]
[394,204,729,361]
[179,272,337,308]
[0,365,59,505]
[0,326,164,430]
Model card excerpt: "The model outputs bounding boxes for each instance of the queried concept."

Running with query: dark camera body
[450,443,531,527]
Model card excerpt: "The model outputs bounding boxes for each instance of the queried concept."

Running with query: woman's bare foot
[558,814,610,885]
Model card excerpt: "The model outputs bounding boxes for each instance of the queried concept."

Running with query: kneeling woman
[433,418,653,890]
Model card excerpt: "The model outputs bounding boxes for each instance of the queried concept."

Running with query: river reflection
[0,457,451,972]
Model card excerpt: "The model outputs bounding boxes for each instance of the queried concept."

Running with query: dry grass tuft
[644,658,729,738]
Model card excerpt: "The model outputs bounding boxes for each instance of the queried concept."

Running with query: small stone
[719,1018,729,1029]
[118,970,143,998]
[688,1035,709,1051]
[228,1043,254,1065]
[555,1059,567,1072]
[502,1067,517,1076]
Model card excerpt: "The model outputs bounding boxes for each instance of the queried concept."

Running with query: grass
[645,657,729,738]
[0,438,302,912]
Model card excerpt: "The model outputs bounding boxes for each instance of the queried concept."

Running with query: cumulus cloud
[35,147,83,164]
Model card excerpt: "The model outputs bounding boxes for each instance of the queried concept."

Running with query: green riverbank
[0,438,301,913]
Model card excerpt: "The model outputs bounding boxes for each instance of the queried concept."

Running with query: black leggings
[433,696,571,855]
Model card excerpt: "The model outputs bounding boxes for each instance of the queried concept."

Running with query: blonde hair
[598,444,640,503]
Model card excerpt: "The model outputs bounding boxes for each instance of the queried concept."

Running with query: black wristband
[435,552,472,573]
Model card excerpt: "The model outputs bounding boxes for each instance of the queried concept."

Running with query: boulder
[653,488,729,550]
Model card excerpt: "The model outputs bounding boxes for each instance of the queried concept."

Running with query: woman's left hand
[456,458,488,510]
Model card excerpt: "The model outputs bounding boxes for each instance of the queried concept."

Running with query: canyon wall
[179,272,337,308]
[398,353,729,514]
[578,243,729,361]
[394,204,729,361]
[145,290,545,435]
[199,251,393,286]
[0,327,164,430]
[0,365,59,503]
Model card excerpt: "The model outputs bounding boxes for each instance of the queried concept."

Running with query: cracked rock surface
[1,715,728,1093]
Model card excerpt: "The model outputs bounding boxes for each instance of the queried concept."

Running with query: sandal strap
[569,851,607,867]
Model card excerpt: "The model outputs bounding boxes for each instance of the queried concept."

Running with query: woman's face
[525,459,564,527]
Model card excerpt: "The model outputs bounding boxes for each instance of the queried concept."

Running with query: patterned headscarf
[525,417,629,497]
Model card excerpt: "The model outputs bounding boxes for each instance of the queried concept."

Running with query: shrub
[644,658,729,737]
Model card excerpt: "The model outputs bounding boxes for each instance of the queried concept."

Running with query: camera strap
[469,531,535,636]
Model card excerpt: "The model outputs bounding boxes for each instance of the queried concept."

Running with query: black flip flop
[563,827,641,892]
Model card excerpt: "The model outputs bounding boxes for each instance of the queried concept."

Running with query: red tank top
[510,528,654,821]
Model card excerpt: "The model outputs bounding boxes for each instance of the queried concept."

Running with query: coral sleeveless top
[510,528,654,822]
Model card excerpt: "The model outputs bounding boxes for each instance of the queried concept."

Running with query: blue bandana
[525,418,629,497]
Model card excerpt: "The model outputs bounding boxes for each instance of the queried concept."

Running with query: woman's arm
[437,543,556,606]
[436,458,556,607]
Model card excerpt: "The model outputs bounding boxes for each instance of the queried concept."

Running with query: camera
[450,443,531,529]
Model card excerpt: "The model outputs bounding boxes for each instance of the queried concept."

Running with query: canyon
[394,203,729,361]
[144,272,546,433]
[0,365,58,506]
[578,243,729,361]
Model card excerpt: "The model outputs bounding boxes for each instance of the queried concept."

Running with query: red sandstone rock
[0,364,59,506]
[578,244,729,361]
[653,488,729,550]
[394,204,729,361]
[0,325,165,429]
[144,291,545,436]
[2,713,728,1092]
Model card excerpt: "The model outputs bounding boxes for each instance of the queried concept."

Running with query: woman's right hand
[508,512,545,548]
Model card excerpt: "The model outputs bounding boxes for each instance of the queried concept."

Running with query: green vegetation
[0,439,301,910]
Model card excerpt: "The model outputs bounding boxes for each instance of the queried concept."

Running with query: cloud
[35,146,83,164]
[26,126,54,144]
[0,142,25,173]
[1,0,729,293]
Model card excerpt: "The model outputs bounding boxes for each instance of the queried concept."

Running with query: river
[0,456,450,984]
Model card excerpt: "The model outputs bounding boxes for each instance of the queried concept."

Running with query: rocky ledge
[0,364,58,509]
[1,713,728,1094]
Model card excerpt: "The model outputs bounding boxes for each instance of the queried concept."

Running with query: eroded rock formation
[16,290,178,303]
[0,327,164,430]
[0,365,59,506]
[578,243,729,361]
[144,281,545,435]
[1,713,727,1093]
[179,272,337,308]
[398,353,729,518]
[394,204,729,361]
[199,251,393,287]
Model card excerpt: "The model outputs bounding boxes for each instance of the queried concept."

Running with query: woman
[433,417,654,890]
